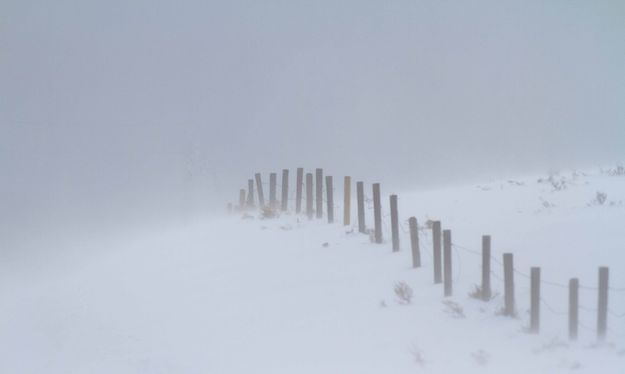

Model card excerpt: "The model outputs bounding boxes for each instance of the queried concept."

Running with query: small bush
[260,205,279,219]
[410,344,425,367]
[394,281,413,305]
[603,165,625,176]
[471,350,490,366]
[594,191,607,205]
[442,300,465,318]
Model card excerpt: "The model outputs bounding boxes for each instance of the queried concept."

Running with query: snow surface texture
[2,168,624,373]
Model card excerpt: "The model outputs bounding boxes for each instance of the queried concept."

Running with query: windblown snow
[1,167,624,373]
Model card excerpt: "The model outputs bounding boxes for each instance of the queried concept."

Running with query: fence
[233,168,624,342]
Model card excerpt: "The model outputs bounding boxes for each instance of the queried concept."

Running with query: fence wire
[242,176,625,337]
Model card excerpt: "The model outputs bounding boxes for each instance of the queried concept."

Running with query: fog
[2,0,624,249]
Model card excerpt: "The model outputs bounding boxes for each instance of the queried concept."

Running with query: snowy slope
[1,167,624,373]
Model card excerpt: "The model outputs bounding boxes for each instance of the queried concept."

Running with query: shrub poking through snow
[603,164,625,176]
[394,281,413,305]
[260,205,279,219]
[442,300,465,318]
[468,285,482,300]
[410,344,425,367]
[594,191,607,205]
[471,350,490,366]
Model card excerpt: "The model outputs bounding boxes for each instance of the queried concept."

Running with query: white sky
[1,0,624,242]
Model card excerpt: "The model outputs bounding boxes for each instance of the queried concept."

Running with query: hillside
[1,167,624,373]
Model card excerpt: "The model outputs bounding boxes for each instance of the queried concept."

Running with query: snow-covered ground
[2,167,624,373]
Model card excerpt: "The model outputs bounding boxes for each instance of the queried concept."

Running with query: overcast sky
[1,0,624,243]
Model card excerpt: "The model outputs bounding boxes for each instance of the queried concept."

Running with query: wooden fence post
[306,172,313,219]
[357,181,365,233]
[344,176,351,226]
[530,267,540,333]
[239,188,246,210]
[482,235,491,301]
[503,253,515,316]
[281,169,289,211]
[296,167,303,213]
[326,176,334,223]
[247,179,255,208]
[432,221,442,284]
[390,195,399,251]
[408,217,420,268]
[315,168,323,219]
[443,229,452,296]
[372,183,382,244]
[269,172,277,208]
[569,278,579,340]
[255,173,265,208]
[597,267,609,341]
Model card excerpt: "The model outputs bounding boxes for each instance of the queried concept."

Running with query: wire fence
[237,169,625,342]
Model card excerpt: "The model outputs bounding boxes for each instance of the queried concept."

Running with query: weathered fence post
[247,179,255,208]
[569,278,579,340]
[503,253,515,316]
[372,183,382,244]
[296,167,303,213]
[390,195,399,251]
[357,181,365,233]
[255,173,265,208]
[432,221,442,284]
[344,176,351,226]
[481,235,492,301]
[281,169,289,211]
[315,168,323,219]
[530,267,540,333]
[269,172,277,208]
[306,172,313,219]
[597,267,609,341]
[408,217,420,268]
[326,176,334,223]
[239,189,246,210]
[443,229,452,296]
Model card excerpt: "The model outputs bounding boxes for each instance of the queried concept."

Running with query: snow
[1,168,624,373]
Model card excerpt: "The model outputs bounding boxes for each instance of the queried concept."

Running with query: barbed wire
[241,178,625,339]
[541,297,568,316]
[452,245,462,282]
[609,310,625,318]
[451,241,625,292]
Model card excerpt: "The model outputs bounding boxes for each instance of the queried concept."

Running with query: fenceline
[234,168,623,343]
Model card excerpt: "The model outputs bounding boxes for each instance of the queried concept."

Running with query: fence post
[530,267,540,333]
[372,183,382,244]
[344,176,351,226]
[247,179,255,208]
[390,195,399,251]
[569,278,579,340]
[281,169,289,211]
[481,235,491,301]
[357,181,365,233]
[408,217,420,268]
[296,167,303,213]
[269,172,277,208]
[306,172,313,219]
[239,188,246,210]
[503,253,515,316]
[443,229,452,296]
[315,168,323,219]
[255,173,265,208]
[597,267,609,341]
[326,176,334,223]
[432,221,442,284]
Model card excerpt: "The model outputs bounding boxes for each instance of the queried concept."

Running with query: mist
[2,0,624,247]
